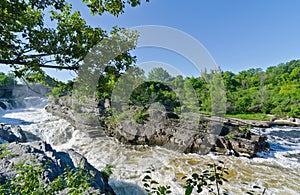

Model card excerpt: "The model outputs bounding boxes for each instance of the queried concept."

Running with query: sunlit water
[0,98,299,194]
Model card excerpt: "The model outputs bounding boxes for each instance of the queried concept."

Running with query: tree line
[124,60,300,119]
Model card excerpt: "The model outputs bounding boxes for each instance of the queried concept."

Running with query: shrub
[182,161,229,195]
[142,166,171,195]
[0,159,96,195]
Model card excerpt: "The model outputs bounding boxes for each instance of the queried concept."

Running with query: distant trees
[0,72,15,86]
[220,60,300,117]
[130,60,300,118]
[148,67,172,82]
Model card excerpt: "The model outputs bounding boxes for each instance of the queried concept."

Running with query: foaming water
[252,126,300,170]
[0,103,300,194]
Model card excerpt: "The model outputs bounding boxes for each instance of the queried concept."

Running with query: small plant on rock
[0,144,18,159]
[238,125,252,134]
[101,164,115,182]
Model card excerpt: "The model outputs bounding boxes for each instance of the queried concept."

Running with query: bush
[0,159,96,195]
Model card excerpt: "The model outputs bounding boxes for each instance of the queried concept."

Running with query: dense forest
[1,59,299,119]
[107,59,300,119]
[148,59,300,118]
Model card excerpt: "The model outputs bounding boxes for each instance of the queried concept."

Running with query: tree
[0,72,15,86]
[147,67,173,82]
[0,0,149,83]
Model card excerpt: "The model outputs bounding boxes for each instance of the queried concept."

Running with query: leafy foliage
[148,67,172,82]
[176,60,300,118]
[130,81,180,112]
[225,113,271,121]
[114,60,299,126]
[238,125,252,134]
[182,161,229,195]
[0,72,15,86]
[0,0,147,88]
[0,159,97,195]
[101,164,115,182]
[142,166,172,195]
[82,0,150,16]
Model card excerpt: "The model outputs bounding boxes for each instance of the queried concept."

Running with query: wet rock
[213,128,268,157]
[0,102,7,109]
[0,124,27,143]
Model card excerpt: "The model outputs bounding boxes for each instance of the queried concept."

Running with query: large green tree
[0,0,148,83]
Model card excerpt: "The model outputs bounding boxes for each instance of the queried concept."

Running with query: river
[0,97,299,194]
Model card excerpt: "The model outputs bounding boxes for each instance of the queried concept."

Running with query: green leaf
[143,175,152,180]
[192,173,199,179]
[150,180,159,184]
[185,186,193,195]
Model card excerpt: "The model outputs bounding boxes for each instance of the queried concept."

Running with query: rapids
[0,98,299,194]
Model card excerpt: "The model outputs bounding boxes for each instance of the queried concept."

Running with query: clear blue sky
[83,0,300,73]
[1,0,300,80]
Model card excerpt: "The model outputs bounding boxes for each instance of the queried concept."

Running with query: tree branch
[0,59,79,70]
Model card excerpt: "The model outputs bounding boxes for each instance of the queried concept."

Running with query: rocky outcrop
[0,123,27,143]
[271,118,300,127]
[46,97,268,157]
[214,128,268,157]
[0,124,115,194]
[0,141,115,194]
[46,96,108,137]
[109,109,267,157]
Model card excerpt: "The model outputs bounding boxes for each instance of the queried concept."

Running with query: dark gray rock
[0,124,27,143]
[0,141,115,194]
[46,97,107,138]
[213,126,268,157]
[0,101,7,109]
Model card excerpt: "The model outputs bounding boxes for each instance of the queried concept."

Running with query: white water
[1,98,300,194]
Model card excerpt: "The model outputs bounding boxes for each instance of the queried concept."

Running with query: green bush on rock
[0,159,96,195]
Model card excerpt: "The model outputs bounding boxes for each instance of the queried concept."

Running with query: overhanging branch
[0,59,79,70]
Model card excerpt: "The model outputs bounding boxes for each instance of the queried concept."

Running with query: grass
[0,144,18,159]
[225,113,271,121]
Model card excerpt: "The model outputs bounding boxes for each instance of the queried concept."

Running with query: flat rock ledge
[0,124,115,195]
[47,97,269,157]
